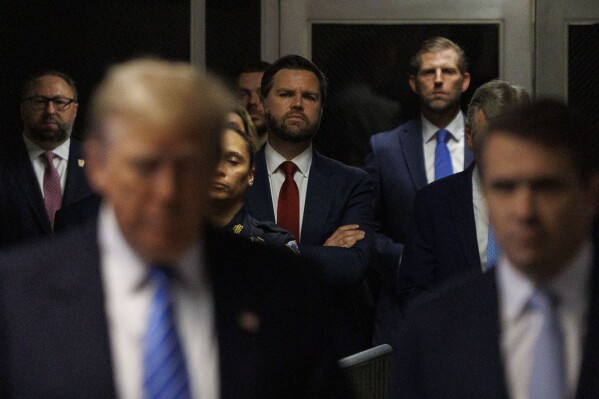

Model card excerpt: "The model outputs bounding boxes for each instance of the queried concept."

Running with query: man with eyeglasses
[0,71,93,248]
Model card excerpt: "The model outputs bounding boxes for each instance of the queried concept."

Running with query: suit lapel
[245,148,275,222]
[460,271,508,398]
[7,141,51,232]
[301,150,334,245]
[44,224,116,396]
[575,250,599,398]
[63,140,92,206]
[479,272,510,398]
[399,120,428,190]
[448,164,482,272]
[207,232,262,399]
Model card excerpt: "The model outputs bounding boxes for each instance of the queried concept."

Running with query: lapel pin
[238,311,260,333]
[78,159,85,167]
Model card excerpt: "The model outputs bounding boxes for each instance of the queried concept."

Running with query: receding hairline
[21,71,78,101]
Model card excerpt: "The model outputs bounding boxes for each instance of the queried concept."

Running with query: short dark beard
[28,125,69,144]
[266,112,320,144]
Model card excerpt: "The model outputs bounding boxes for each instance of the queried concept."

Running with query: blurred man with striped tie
[0,58,351,399]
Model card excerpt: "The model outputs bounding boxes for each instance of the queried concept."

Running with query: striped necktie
[143,267,191,399]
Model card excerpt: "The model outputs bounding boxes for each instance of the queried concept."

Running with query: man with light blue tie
[394,99,599,399]
[397,80,530,309]
[364,36,473,344]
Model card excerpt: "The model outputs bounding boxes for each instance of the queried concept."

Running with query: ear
[83,137,108,195]
[408,75,417,94]
[248,166,255,186]
[465,124,474,151]
[461,72,471,93]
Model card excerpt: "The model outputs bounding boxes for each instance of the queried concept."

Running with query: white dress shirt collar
[23,134,71,161]
[498,240,593,325]
[98,203,216,399]
[264,142,313,177]
[422,110,465,144]
[498,239,593,399]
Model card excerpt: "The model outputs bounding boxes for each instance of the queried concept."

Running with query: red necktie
[41,151,63,227]
[277,161,300,242]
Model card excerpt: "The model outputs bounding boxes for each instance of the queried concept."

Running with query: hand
[323,224,365,248]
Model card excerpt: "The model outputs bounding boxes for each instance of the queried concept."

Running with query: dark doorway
[0,1,189,150]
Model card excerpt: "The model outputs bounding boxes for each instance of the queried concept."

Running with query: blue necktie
[143,267,192,399]
[434,129,453,180]
[529,288,565,399]
[486,223,499,269]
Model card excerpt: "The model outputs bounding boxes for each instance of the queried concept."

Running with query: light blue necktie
[529,288,565,399]
[143,267,192,399]
[486,223,499,269]
[434,129,453,180]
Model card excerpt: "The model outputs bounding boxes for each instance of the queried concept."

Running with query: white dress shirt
[98,204,219,399]
[264,143,313,240]
[498,241,592,399]
[23,135,70,194]
[471,165,490,271]
[422,111,466,184]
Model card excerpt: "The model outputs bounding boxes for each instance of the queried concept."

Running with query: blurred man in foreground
[395,100,599,398]
[0,58,349,399]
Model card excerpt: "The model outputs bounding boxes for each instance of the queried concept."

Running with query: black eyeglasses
[23,96,77,111]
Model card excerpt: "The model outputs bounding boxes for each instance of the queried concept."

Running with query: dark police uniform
[224,208,300,255]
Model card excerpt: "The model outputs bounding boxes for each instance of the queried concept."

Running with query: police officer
[208,123,299,254]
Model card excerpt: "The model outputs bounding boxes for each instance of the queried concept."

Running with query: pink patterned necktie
[41,151,63,227]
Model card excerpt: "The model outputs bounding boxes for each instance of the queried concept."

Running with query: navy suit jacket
[398,163,481,308]
[364,118,473,345]
[0,222,351,399]
[0,138,92,248]
[394,261,599,398]
[364,118,474,277]
[53,193,102,232]
[244,147,375,287]
[245,147,376,353]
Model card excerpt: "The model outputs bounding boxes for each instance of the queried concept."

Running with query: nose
[513,186,536,220]
[154,165,177,203]
[434,68,443,85]
[249,91,260,106]
[215,160,226,176]
[45,100,57,114]
[291,93,303,109]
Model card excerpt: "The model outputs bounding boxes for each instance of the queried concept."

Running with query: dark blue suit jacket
[0,222,351,398]
[244,147,376,353]
[245,147,375,287]
[394,261,599,398]
[364,118,473,345]
[0,138,92,248]
[398,163,481,308]
[53,193,102,232]
[364,118,474,277]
